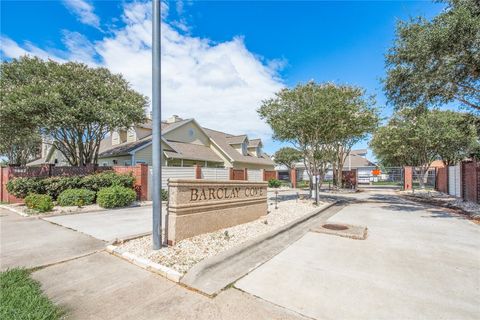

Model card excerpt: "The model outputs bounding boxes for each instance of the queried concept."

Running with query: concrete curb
[0,204,29,217]
[400,194,480,221]
[181,200,342,296]
[105,244,182,283]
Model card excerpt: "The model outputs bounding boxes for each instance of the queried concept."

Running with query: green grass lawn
[0,268,64,320]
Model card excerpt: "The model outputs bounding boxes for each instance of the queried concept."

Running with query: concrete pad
[236,194,480,320]
[0,208,104,270]
[181,202,344,296]
[32,252,309,320]
[43,205,166,242]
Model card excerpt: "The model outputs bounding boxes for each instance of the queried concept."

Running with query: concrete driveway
[236,192,480,320]
[0,208,104,270]
[43,205,166,242]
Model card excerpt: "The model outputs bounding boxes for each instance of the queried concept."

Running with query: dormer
[112,129,127,145]
[227,135,249,156]
[248,139,263,157]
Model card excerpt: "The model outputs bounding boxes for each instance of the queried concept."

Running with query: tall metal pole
[152,0,162,250]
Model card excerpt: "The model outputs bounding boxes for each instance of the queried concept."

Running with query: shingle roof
[248,139,262,148]
[203,128,275,166]
[226,135,247,144]
[99,136,152,158]
[164,141,223,162]
[346,154,376,168]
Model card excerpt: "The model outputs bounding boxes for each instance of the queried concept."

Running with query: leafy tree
[384,0,480,112]
[259,82,378,201]
[273,147,303,169]
[0,56,147,166]
[370,109,478,188]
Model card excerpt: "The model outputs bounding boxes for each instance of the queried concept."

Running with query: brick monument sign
[167,179,268,244]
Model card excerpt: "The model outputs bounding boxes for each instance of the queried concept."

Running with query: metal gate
[358,167,404,186]
[412,167,436,189]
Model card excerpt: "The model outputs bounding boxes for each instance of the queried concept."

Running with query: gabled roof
[346,154,376,168]
[99,136,153,158]
[248,139,262,148]
[226,135,247,145]
[203,128,275,166]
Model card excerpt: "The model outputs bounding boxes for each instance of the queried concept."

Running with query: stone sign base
[167,179,268,245]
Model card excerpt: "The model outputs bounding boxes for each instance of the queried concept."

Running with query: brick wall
[435,167,448,193]
[112,164,148,201]
[462,160,479,204]
[404,166,413,191]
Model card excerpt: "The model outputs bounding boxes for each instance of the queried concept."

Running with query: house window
[113,160,118,165]
[242,142,248,155]
[257,147,262,157]
[102,162,108,166]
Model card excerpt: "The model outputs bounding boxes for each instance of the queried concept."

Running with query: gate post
[290,168,297,189]
[404,166,413,191]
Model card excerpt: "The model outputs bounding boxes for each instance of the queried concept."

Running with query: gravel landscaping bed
[119,199,326,274]
[400,190,480,219]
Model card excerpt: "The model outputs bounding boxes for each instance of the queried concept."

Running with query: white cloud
[0,0,285,140]
[62,0,101,29]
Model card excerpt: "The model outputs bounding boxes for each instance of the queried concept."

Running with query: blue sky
[1,0,446,158]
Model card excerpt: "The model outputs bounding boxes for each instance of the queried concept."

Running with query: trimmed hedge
[268,179,281,188]
[97,186,136,208]
[81,171,135,192]
[57,188,96,207]
[6,171,135,200]
[6,178,44,199]
[42,176,82,199]
[24,194,54,213]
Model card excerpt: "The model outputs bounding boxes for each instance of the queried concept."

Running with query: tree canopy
[0,56,147,166]
[273,147,303,170]
[384,0,480,112]
[259,81,378,194]
[370,108,478,186]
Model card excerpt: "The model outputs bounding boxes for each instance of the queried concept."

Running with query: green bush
[161,189,168,201]
[297,180,310,189]
[97,185,136,208]
[57,188,96,207]
[81,171,135,192]
[24,194,54,213]
[6,178,44,198]
[42,176,82,199]
[268,179,281,188]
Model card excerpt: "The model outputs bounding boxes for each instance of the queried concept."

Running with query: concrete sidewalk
[43,205,166,242]
[0,208,104,271]
[32,251,308,320]
[236,193,480,320]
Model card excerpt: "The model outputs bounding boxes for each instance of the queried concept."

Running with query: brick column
[194,164,202,179]
[290,168,297,188]
[229,168,234,180]
[404,166,413,191]
[243,168,248,181]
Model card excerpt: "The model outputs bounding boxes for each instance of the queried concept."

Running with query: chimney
[166,115,183,123]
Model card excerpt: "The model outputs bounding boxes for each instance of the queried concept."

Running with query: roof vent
[166,115,183,123]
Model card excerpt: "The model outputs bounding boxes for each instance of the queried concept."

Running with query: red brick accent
[243,168,248,181]
[263,170,277,181]
[229,168,234,180]
[194,165,202,179]
[112,163,149,201]
[404,166,413,191]
[290,168,297,188]
[461,160,479,203]
[0,167,23,204]
[435,167,448,193]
